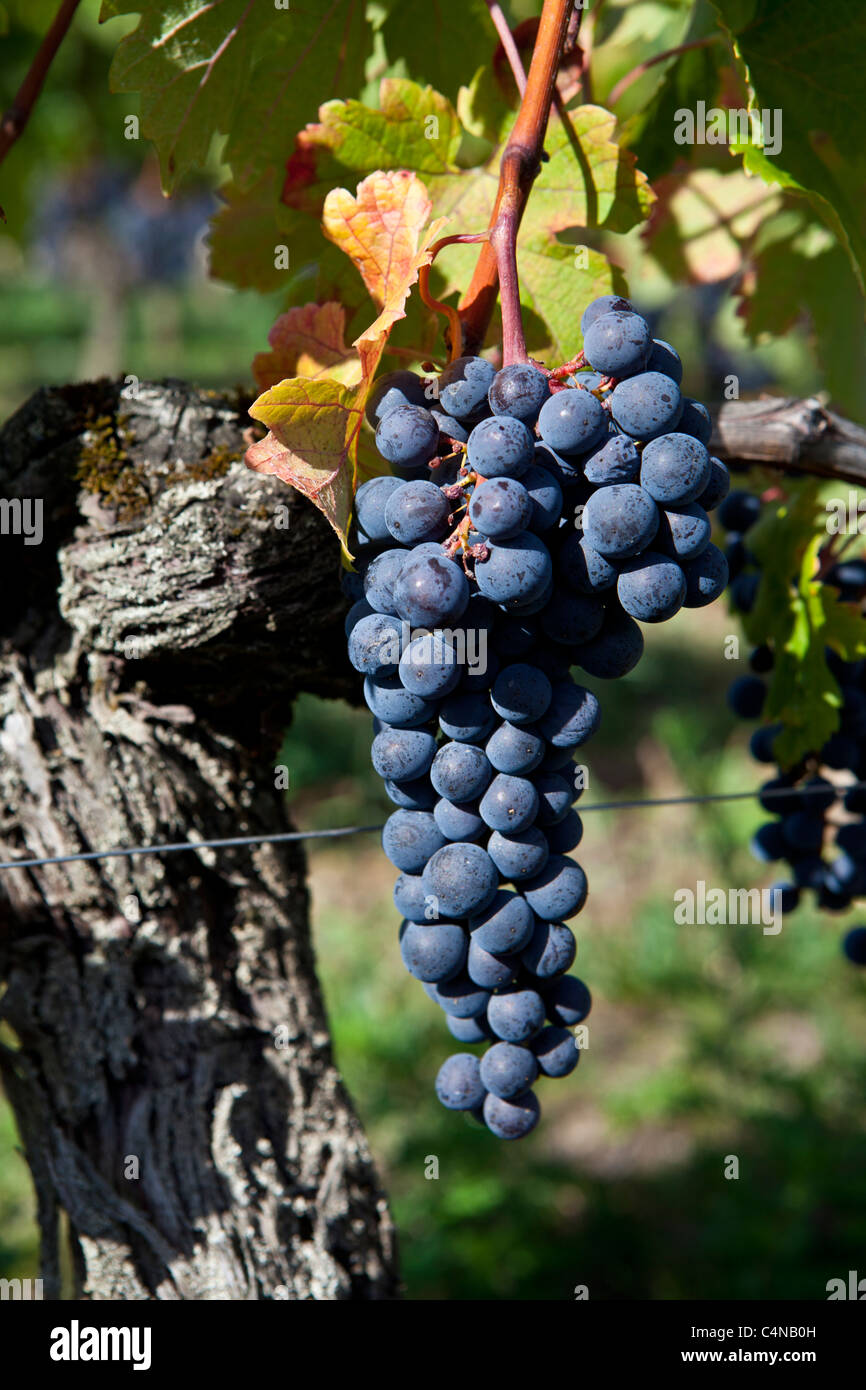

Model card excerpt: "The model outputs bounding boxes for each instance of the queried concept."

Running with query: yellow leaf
[252,302,362,391]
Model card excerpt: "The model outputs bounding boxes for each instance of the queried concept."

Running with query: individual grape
[430,409,469,446]
[479,773,540,833]
[646,338,683,383]
[538,681,601,748]
[430,741,493,802]
[781,811,824,854]
[429,973,491,1018]
[521,463,563,532]
[439,690,497,743]
[655,502,711,561]
[506,575,555,616]
[399,919,467,982]
[393,549,469,627]
[730,571,760,613]
[610,372,683,440]
[438,355,497,421]
[532,1025,580,1078]
[421,842,499,918]
[575,606,645,679]
[447,1014,492,1044]
[533,771,573,826]
[842,926,866,965]
[580,293,634,335]
[344,597,374,637]
[582,483,659,559]
[558,531,618,595]
[566,368,606,390]
[467,415,535,478]
[521,920,576,979]
[617,551,687,624]
[384,480,450,544]
[384,775,437,810]
[488,986,547,1043]
[583,310,651,379]
[399,632,461,698]
[355,475,406,540]
[522,856,588,921]
[488,363,550,424]
[363,548,407,615]
[697,457,730,511]
[718,490,761,533]
[491,662,553,724]
[469,889,535,955]
[545,809,583,855]
[545,974,592,1026]
[827,560,866,602]
[482,1089,540,1139]
[382,810,446,874]
[467,937,518,989]
[681,544,729,608]
[363,673,437,728]
[475,532,553,606]
[366,370,428,425]
[393,872,432,923]
[678,397,712,445]
[347,611,405,675]
[640,433,711,507]
[540,588,605,646]
[434,797,485,842]
[727,675,767,719]
[487,826,550,880]
[375,403,439,471]
[749,723,782,763]
[435,1053,486,1109]
[371,726,437,782]
[537,387,607,454]
[480,1042,538,1100]
[750,822,786,862]
[486,721,546,776]
[468,477,533,539]
[583,432,640,486]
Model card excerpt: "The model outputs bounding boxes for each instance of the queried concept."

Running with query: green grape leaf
[102,0,372,193]
[711,0,866,291]
[375,0,496,103]
[518,238,628,360]
[742,486,866,765]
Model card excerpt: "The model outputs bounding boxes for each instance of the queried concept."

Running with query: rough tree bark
[0,381,861,1302]
[0,378,396,1300]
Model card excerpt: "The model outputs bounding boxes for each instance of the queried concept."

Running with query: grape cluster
[722,490,866,961]
[345,293,729,1138]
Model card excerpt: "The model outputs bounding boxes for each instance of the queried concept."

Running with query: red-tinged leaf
[253,303,362,392]
[246,378,365,555]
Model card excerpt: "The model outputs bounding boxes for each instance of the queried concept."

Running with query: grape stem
[460,0,578,362]
[0,0,82,215]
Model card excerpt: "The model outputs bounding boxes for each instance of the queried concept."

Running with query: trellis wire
[2,779,864,873]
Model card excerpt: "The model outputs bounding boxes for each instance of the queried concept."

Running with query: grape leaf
[101,0,372,193]
[644,167,783,284]
[740,484,866,765]
[253,303,361,392]
[247,171,445,550]
[375,0,496,103]
[711,0,866,291]
[518,238,628,360]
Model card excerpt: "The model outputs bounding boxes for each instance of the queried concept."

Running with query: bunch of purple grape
[722,490,866,965]
[344,293,730,1138]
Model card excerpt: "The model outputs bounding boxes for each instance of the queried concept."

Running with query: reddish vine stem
[484,0,528,96]
[459,0,575,362]
[419,232,490,362]
[0,0,82,203]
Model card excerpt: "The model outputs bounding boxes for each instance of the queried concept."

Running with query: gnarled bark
[0,379,396,1300]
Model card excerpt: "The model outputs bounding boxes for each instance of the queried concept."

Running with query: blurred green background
[1,1,864,1301]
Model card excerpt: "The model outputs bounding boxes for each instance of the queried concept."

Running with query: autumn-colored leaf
[246,378,363,556]
[323,169,448,379]
[252,303,361,392]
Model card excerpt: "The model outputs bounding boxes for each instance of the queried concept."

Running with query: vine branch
[485,1,528,97]
[0,0,82,208]
[711,396,866,488]
[459,0,576,361]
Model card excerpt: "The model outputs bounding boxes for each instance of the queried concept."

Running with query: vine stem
[607,35,722,107]
[0,0,82,202]
[484,0,528,96]
[459,0,575,363]
[418,232,490,362]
